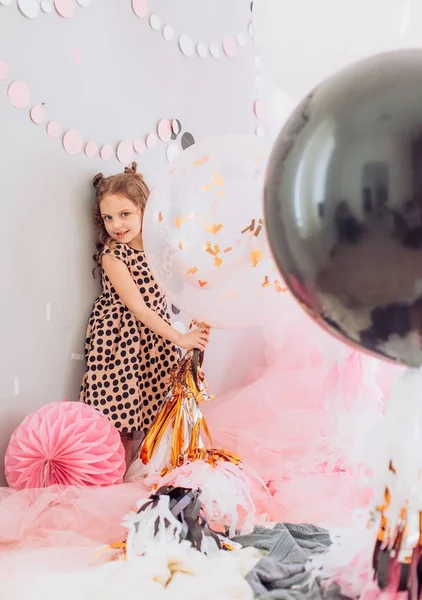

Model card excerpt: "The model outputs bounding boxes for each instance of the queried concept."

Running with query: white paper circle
[236,33,246,47]
[76,0,89,5]
[163,25,174,41]
[18,0,39,18]
[179,34,194,57]
[248,21,254,37]
[41,0,52,12]
[166,142,181,163]
[172,321,186,334]
[149,13,161,31]
[196,42,208,58]
[255,125,265,137]
[209,43,220,58]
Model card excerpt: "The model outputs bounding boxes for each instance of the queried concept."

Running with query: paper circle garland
[46,120,63,138]
[134,139,146,154]
[30,105,45,124]
[162,25,174,41]
[63,129,83,155]
[131,1,252,59]
[85,141,98,158]
[8,81,30,109]
[157,118,171,142]
[117,140,134,164]
[4,401,126,490]
[54,0,75,19]
[209,43,220,58]
[100,144,113,161]
[223,37,237,57]
[17,0,39,19]
[197,43,208,58]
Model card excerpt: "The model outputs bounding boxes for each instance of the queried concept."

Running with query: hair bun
[93,173,104,189]
[124,161,138,176]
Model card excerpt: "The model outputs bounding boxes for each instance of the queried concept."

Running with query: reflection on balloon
[264,49,422,367]
[143,134,294,329]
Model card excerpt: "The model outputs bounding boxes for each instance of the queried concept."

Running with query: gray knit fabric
[233,523,351,600]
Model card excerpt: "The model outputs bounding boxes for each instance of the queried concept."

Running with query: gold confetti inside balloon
[143,134,296,328]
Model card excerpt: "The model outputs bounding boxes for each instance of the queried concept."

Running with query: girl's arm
[102,254,208,350]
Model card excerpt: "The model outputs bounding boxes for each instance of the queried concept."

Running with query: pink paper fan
[5,401,126,490]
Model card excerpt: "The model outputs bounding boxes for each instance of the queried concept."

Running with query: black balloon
[264,49,422,367]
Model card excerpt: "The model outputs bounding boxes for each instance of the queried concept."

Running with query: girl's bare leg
[120,433,133,468]
[131,431,144,461]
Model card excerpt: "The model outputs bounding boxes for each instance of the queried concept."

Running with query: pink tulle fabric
[5,401,126,489]
[0,483,149,576]
[202,300,393,528]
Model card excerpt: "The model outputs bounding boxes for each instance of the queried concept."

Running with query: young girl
[79,162,210,465]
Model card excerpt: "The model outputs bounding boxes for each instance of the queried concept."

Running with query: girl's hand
[178,327,210,351]
[189,319,211,330]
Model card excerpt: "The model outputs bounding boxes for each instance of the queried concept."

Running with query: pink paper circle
[46,121,63,138]
[30,105,45,124]
[223,37,237,58]
[134,139,146,154]
[85,141,98,158]
[63,130,83,155]
[157,119,171,142]
[132,0,148,18]
[7,81,30,109]
[100,145,113,161]
[254,99,263,119]
[54,0,75,18]
[117,140,133,164]
[146,133,157,148]
[0,61,10,81]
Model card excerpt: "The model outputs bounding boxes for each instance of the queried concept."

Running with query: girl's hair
[92,161,150,276]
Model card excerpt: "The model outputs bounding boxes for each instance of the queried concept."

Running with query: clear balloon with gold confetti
[143,134,296,328]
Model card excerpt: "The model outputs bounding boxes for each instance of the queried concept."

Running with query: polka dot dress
[79,243,180,435]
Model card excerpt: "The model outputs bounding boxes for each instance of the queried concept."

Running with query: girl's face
[100,194,143,246]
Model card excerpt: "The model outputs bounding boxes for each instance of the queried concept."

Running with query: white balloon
[143,135,294,329]
[252,0,421,102]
